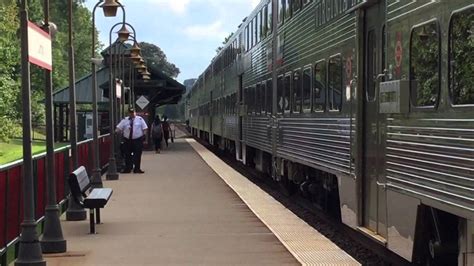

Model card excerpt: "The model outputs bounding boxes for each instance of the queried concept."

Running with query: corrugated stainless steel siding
[277,117,353,175]
[224,115,239,141]
[243,116,272,153]
[386,118,474,212]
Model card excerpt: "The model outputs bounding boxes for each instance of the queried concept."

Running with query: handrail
[0,134,111,172]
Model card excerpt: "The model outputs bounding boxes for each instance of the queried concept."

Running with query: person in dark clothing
[116,108,148,174]
[162,115,171,148]
[151,115,164,154]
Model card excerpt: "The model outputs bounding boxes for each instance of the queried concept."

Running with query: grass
[0,139,68,166]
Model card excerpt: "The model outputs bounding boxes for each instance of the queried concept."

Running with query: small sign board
[116,79,122,99]
[28,21,52,70]
[136,95,150,110]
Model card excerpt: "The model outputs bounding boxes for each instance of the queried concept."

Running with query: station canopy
[52,41,185,107]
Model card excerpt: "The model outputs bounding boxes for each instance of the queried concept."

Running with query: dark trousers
[154,137,162,151]
[124,138,143,171]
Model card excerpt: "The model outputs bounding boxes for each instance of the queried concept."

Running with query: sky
[85,0,260,83]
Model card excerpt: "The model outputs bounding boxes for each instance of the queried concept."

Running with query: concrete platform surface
[43,137,298,265]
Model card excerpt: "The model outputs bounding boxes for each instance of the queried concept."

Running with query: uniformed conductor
[116,108,148,173]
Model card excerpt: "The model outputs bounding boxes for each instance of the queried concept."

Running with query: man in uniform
[116,108,148,173]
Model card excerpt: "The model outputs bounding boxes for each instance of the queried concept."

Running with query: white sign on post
[136,95,150,110]
[116,79,122,99]
[27,21,52,70]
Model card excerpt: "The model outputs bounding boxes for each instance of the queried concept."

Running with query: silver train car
[186,0,474,264]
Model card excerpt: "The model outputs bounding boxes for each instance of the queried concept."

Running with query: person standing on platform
[162,115,171,148]
[151,115,164,154]
[116,108,148,174]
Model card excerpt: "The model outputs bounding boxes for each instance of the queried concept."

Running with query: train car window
[227,96,231,114]
[313,60,326,112]
[252,86,257,114]
[284,73,292,113]
[278,0,284,24]
[266,79,273,114]
[328,56,342,111]
[277,75,284,114]
[292,70,302,113]
[247,87,251,114]
[410,21,440,107]
[285,0,292,20]
[261,82,267,115]
[260,82,266,114]
[449,7,474,105]
[268,2,273,34]
[302,67,311,112]
[303,0,311,6]
[250,19,254,47]
[292,0,301,14]
[245,26,249,52]
[256,84,261,114]
[263,5,268,38]
[259,10,264,40]
[255,14,260,44]
[366,30,377,101]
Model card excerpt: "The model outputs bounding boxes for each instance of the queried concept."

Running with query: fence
[0,134,111,263]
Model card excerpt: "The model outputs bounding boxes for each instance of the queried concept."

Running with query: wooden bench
[68,166,113,234]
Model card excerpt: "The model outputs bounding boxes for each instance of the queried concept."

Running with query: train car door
[237,75,243,161]
[210,91,213,144]
[361,2,387,240]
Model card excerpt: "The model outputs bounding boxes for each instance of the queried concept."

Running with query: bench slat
[84,188,113,209]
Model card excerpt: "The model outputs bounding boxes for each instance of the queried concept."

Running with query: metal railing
[0,134,111,259]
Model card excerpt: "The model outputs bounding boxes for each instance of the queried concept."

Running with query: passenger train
[186,0,474,264]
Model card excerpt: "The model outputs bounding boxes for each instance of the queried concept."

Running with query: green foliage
[410,22,439,106]
[450,9,474,105]
[139,42,180,78]
[0,1,99,141]
[0,116,21,143]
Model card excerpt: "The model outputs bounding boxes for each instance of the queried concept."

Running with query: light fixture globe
[117,24,131,42]
[100,0,120,17]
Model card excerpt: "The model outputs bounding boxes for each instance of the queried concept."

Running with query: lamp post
[15,0,46,265]
[106,20,131,180]
[88,0,124,189]
[40,0,67,254]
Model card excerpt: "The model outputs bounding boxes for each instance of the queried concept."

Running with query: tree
[138,42,180,78]
[216,32,233,53]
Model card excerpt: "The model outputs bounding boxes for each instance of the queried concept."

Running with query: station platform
[42,130,359,265]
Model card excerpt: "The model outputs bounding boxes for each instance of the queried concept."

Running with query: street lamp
[106,21,137,180]
[40,0,66,254]
[15,0,46,265]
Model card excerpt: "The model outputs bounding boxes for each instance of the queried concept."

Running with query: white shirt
[116,115,148,140]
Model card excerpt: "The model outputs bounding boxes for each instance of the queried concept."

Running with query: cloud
[183,20,228,40]
[135,0,191,15]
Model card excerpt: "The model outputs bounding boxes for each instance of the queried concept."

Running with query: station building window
[284,73,292,113]
[302,67,311,112]
[410,21,440,107]
[328,56,342,111]
[277,75,284,114]
[292,69,302,113]
[313,60,326,112]
[266,79,273,114]
[449,7,474,105]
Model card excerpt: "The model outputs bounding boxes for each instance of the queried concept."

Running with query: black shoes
[133,169,145,174]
